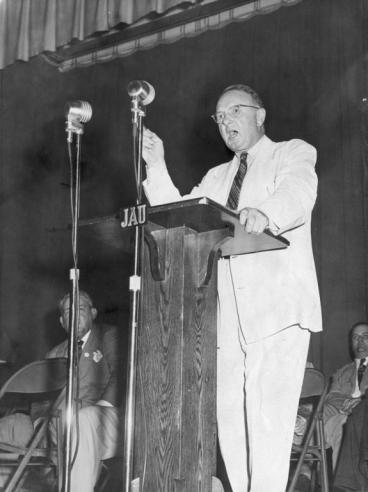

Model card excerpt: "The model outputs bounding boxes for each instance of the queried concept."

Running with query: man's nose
[222,112,234,125]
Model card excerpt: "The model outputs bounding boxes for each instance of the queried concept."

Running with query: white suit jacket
[144,135,322,343]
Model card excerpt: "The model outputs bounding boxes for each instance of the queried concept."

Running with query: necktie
[358,358,367,388]
[77,339,83,360]
[226,152,248,210]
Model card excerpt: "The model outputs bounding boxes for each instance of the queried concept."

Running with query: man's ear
[91,307,98,320]
[257,108,266,128]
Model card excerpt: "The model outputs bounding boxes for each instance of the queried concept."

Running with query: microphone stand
[123,97,146,491]
[62,119,85,492]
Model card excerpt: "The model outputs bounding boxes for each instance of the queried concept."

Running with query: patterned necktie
[226,152,248,210]
[358,358,367,388]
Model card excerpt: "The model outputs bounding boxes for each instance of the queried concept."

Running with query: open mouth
[356,348,368,355]
[227,130,239,140]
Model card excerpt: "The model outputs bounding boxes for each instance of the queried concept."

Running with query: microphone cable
[66,137,82,470]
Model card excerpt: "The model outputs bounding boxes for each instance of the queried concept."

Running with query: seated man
[48,290,125,492]
[323,322,368,484]
[0,290,125,492]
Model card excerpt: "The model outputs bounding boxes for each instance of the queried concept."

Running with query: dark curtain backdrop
[0,0,367,376]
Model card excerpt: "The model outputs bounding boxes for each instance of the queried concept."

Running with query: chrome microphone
[65,101,92,142]
[65,100,93,123]
[127,80,155,106]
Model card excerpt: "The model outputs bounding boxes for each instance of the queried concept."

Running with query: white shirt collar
[355,356,368,367]
[79,329,91,349]
[246,134,268,160]
[233,134,268,167]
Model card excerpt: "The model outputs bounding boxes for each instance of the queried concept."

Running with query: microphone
[65,100,93,123]
[65,101,92,142]
[127,80,155,106]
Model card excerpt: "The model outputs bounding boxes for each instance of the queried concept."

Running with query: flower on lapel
[92,349,103,363]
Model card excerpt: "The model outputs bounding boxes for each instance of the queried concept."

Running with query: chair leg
[317,418,329,492]
[310,464,317,491]
[4,419,49,492]
[288,433,315,492]
[56,413,63,492]
[6,472,28,492]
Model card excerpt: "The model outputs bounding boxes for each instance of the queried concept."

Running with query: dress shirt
[79,329,91,349]
[352,357,368,398]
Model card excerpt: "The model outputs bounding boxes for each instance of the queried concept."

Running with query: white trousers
[217,266,310,492]
[324,412,347,470]
[0,407,122,491]
[66,406,122,492]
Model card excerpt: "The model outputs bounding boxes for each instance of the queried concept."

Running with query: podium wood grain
[133,226,226,491]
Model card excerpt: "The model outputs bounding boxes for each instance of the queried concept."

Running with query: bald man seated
[0,291,125,492]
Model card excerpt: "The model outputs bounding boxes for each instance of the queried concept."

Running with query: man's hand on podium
[239,207,269,235]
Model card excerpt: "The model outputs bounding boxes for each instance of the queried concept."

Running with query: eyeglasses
[352,334,368,342]
[211,104,260,124]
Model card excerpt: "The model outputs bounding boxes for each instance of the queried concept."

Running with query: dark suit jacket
[47,323,124,408]
[325,361,368,490]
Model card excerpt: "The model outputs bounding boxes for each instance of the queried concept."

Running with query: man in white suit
[142,84,322,492]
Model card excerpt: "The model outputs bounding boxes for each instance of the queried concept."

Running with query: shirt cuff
[96,399,113,407]
[145,163,169,185]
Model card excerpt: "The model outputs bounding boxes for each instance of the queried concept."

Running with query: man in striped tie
[142,84,321,492]
[324,322,368,490]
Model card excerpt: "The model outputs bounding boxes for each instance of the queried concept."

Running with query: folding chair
[0,358,67,492]
[287,367,329,492]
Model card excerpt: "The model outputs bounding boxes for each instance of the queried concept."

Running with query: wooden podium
[79,197,288,492]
